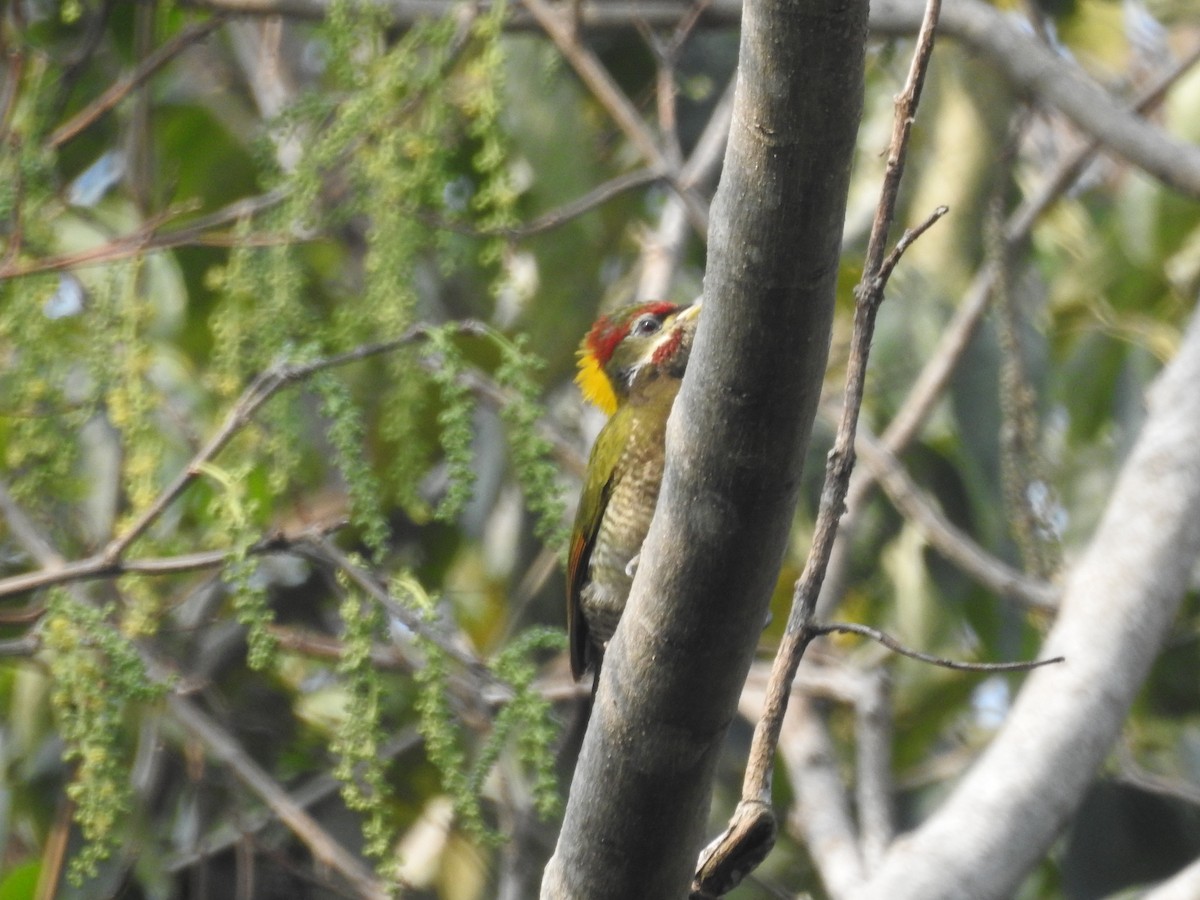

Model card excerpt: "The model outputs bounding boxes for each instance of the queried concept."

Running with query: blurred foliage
[0,0,1197,897]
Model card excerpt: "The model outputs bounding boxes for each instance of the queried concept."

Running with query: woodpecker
[567,300,701,680]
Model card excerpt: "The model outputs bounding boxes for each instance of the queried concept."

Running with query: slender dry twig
[423,166,664,241]
[48,17,226,148]
[165,727,422,875]
[812,623,1064,673]
[511,166,664,237]
[268,624,413,671]
[298,536,495,679]
[0,523,346,601]
[640,30,680,167]
[635,0,708,172]
[878,205,948,283]
[761,693,865,899]
[690,3,943,895]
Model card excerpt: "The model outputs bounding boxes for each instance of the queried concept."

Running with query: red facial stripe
[651,327,683,366]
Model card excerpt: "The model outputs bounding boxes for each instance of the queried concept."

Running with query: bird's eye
[632,315,662,337]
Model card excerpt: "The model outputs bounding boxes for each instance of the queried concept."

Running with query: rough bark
[851,309,1200,899]
[540,0,868,896]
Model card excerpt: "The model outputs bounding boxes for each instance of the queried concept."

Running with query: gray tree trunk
[540,0,869,895]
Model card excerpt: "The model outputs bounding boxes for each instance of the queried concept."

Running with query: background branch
[0,477,391,899]
[854,299,1200,900]
[177,0,1200,200]
[869,0,1200,198]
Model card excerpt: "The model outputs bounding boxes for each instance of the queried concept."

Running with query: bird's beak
[677,302,702,323]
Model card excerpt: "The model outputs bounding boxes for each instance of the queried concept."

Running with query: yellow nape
[576,351,618,416]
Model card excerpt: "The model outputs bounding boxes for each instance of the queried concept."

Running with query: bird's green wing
[566,416,624,680]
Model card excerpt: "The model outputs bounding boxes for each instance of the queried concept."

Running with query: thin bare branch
[0,189,290,280]
[297,536,496,680]
[637,75,734,300]
[774,697,865,899]
[431,166,664,241]
[812,623,1064,673]
[877,205,949,285]
[165,727,422,875]
[0,517,348,600]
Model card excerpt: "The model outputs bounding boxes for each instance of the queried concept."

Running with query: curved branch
[1141,856,1200,900]
[853,305,1200,899]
